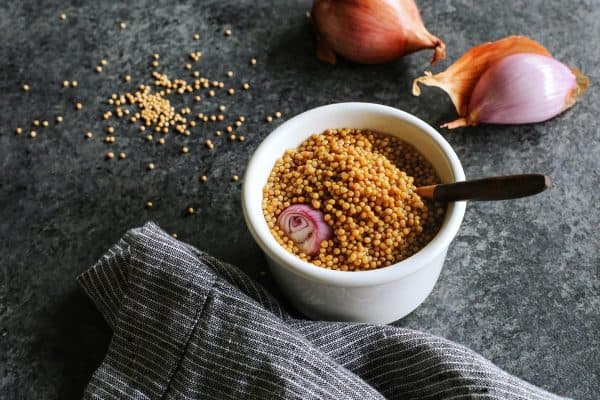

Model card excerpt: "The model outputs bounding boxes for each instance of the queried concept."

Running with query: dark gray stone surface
[0,0,598,398]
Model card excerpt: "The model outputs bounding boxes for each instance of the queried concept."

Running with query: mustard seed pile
[263,128,445,271]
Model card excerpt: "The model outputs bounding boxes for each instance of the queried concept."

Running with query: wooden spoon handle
[416,174,551,202]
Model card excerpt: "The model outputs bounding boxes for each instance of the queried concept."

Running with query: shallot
[412,36,589,128]
[277,204,332,256]
[311,0,445,64]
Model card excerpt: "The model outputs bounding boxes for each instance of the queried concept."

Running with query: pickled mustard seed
[22,84,30,91]
[200,175,208,183]
[106,151,114,159]
[15,127,22,135]
[146,201,153,208]
[275,111,282,118]
[266,116,273,123]
[29,131,37,138]
[59,13,67,20]
[250,58,257,65]
[242,82,250,90]
[187,207,195,215]
[147,163,155,171]
[85,132,93,139]
[232,175,239,182]
[181,146,189,153]
[118,152,126,160]
[55,116,63,123]
[224,29,232,36]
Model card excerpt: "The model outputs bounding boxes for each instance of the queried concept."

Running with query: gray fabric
[77,222,568,400]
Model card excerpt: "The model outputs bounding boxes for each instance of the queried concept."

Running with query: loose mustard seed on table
[262,128,445,271]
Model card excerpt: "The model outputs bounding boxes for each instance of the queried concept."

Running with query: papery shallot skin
[311,0,445,64]
[466,54,578,126]
[277,204,332,256]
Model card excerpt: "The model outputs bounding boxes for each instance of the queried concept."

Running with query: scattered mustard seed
[238,116,245,122]
[15,127,22,135]
[266,116,273,123]
[215,130,222,136]
[106,126,114,134]
[22,84,30,91]
[193,33,200,41]
[152,60,159,68]
[227,88,235,95]
[250,58,257,65]
[208,90,215,97]
[229,134,236,141]
[226,126,233,133]
[242,82,250,90]
[158,138,165,145]
[85,132,93,139]
[226,71,234,77]
[120,21,127,30]
[146,201,153,208]
[75,103,83,110]
[224,29,232,36]
[55,116,63,123]
[200,175,208,183]
[145,134,153,141]
[217,115,224,121]
[171,232,178,238]
[63,80,70,88]
[100,59,108,66]
[232,175,239,182]
[118,152,126,160]
[153,53,160,60]
[275,111,282,118]
[124,75,131,82]
[185,63,192,70]
[218,105,226,112]
[29,131,37,138]
[139,125,146,132]
[42,120,49,127]
[235,121,242,127]
[59,13,67,21]
[187,207,195,215]
[71,80,78,87]
[181,146,189,153]
[106,151,114,159]
[33,120,40,127]
[95,66,103,73]
[147,163,155,171]
[239,135,245,142]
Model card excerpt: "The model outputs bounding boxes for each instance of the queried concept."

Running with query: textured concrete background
[0,0,598,398]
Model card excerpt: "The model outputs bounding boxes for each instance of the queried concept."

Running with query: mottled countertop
[1,0,598,398]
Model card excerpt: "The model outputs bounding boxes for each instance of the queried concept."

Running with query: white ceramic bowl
[242,103,466,324]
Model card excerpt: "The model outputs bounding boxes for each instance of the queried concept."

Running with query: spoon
[415,174,550,202]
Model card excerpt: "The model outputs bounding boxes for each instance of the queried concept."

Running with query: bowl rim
[242,102,466,287]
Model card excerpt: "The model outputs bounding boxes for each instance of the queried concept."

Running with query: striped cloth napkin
[77,222,567,399]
